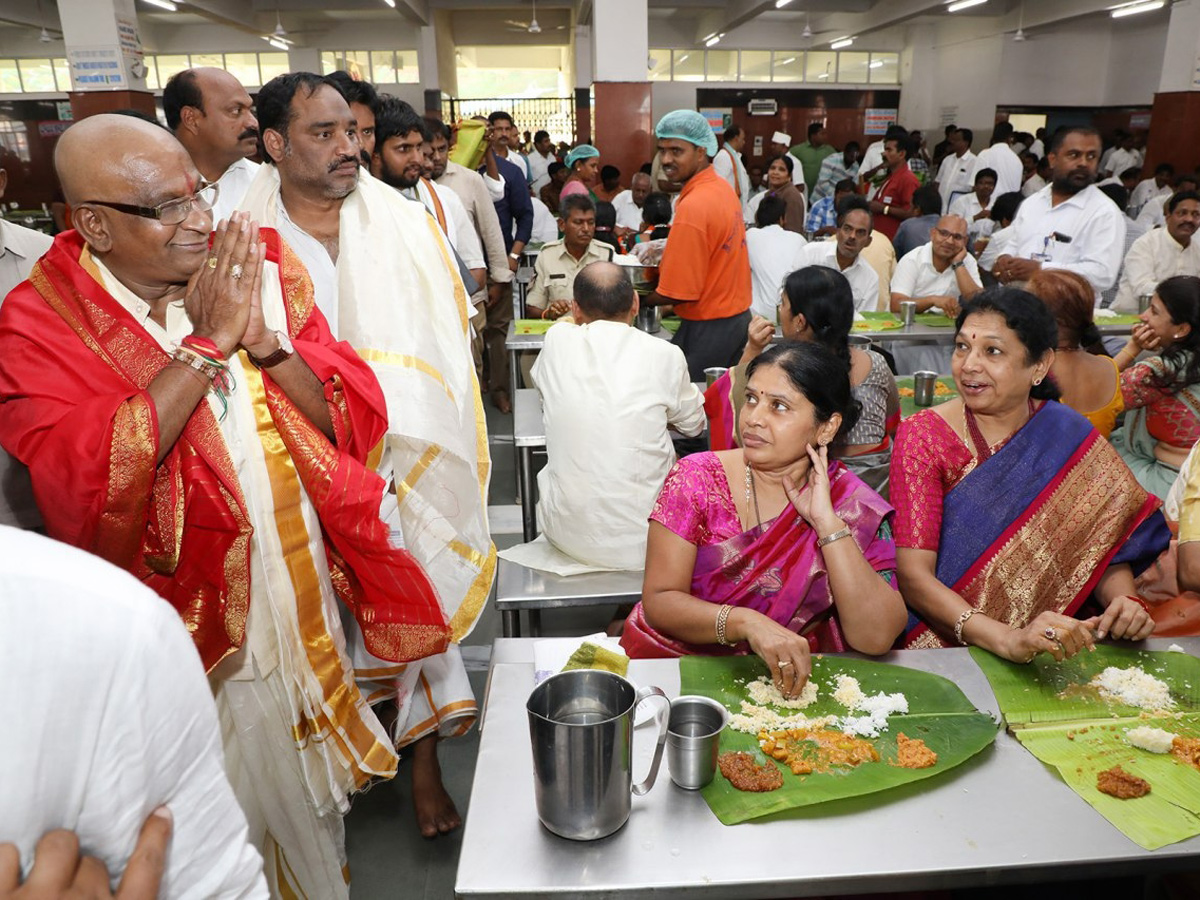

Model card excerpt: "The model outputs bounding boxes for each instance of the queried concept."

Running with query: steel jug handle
[630,684,670,797]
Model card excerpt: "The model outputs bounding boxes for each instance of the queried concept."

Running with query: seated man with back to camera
[500,261,704,573]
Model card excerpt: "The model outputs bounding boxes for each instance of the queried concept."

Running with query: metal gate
[440,96,575,144]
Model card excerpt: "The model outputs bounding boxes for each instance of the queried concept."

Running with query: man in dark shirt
[479,118,534,413]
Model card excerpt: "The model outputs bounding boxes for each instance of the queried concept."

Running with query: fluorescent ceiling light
[705,33,724,47]
[775,0,794,7]
[779,56,796,65]
[677,53,689,63]
[264,37,290,50]
[817,73,829,79]
[869,60,884,68]
[382,0,395,6]
[1110,0,1163,16]
[946,0,988,11]
[143,0,178,10]
[830,37,854,49]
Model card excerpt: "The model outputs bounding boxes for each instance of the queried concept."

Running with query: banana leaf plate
[680,655,998,825]
[970,645,1200,849]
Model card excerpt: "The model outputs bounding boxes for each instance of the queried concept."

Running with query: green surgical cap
[655,110,718,157]
[565,144,600,169]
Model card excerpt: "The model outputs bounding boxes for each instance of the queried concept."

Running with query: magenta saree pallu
[905,402,1170,648]
[622,463,895,658]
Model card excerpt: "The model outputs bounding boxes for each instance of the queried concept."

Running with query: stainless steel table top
[456,638,1200,899]
[494,559,643,610]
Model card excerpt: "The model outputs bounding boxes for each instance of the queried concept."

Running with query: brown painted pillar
[1143,93,1200,177]
[68,91,155,120]
[593,82,654,185]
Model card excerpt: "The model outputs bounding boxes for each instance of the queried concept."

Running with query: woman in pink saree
[620,342,907,698]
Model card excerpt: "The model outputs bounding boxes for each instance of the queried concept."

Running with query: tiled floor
[343,399,616,899]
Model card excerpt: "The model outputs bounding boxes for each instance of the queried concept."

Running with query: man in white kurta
[0,526,267,899]
[935,128,976,213]
[1111,191,1200,313]
[1128,164,1174,220]
[948,167,997,250]
[970,122,1023,198]
[240,73,493,842]
[995,127,1126,302]
[713,126,751,219]
[532,261,704,570]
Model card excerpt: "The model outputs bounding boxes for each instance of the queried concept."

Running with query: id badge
[1031,251,1053,263]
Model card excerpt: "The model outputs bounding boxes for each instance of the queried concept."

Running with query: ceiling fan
[504,0,565,33]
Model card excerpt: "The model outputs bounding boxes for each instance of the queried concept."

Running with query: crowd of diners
[1,59,1199,897]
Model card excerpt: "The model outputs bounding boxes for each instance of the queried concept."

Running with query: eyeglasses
[933,227,966,242]
[84,181,219,226]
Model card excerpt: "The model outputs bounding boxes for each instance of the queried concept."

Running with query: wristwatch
[248,330,294,369]
[950,260,965,271]
[509,252,521,261]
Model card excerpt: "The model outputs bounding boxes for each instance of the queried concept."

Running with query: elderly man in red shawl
[0,114,448,898]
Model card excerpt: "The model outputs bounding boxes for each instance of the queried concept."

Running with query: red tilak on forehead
[972,332,977,340]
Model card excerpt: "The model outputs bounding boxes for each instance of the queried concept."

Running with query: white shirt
[1022,173,1047,198]
[746,224,807,320]
[978,223,1016,272]
[212,158,260,226]
[713,145,751,216]
[1106,147,1141,179]
[891,242,981,302]
[948,191,995,245]
[276,201,339,327]
[797,239,881,312]
[860,140,886,175]
[0,219,52,529]
[527,149,555,193]
[970,143,1023,197]
[529,195,560,244]
[1111,228,1200,313]
[1007,183,1127,297]
[786,152,807,189]
[1029,138,1045,158]
[0,526,267,899]
[1128,178,1172,220]
[1137,194,1168,229]
[407,179,486,270]
[612,190,645,231]
[936,150,977,213]
[532,321,704,570]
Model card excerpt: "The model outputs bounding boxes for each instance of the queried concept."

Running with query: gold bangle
[816,526,852,548]
[953,608,977,646]
[715,604,735,646]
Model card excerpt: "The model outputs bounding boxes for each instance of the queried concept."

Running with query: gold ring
[229,263,244,280]
[206,256,218,269]
[777,660,793,669]
[1044,626,1057,641]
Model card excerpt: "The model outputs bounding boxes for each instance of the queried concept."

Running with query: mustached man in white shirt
[613,172,655,234]
[1111,191,1200,313]
[970,121,1023,198]
[164,67,260,225]
[0,525,267,899]
[935,127,976,213]
[890,214,982,318]
[527,130,558,193]
[531,261,705,570]
[747,193,807,320]
[995,126,1126,300]
[797,194,880,312]
[713,125,751,220]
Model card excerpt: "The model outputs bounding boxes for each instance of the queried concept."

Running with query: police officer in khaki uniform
[526,194,615,321]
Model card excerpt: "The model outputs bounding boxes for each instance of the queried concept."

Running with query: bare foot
[410,734,461,839]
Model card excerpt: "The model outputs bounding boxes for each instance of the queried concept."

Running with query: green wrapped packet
[561,641,630,678]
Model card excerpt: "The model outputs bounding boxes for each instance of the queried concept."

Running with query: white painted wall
[1106,13,1171,105]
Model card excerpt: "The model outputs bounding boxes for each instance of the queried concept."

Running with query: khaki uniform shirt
[526,239,615,310]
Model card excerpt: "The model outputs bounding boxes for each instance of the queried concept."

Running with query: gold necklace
[744,464,763,532]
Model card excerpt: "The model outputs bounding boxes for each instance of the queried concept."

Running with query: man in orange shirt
[648,109,752,381]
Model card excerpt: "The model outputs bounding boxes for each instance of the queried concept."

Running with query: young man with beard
[325,70,378,168]
[164,67,260,223]
[995,126,1126,299]
[371,97,485,295]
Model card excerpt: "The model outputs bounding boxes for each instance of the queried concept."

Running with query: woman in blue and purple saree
[893,288,1169,662]
[621,342,908,699]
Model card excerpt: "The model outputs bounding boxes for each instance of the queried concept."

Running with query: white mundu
[0,525,267,899]
[532,320,704,570]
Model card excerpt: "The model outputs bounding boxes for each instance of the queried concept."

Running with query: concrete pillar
[58,0,153,119]
[588,0,654,189]
[1146,0,1200,174]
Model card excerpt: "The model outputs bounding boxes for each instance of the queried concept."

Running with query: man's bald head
[935,214,968,237]
[630,171,653,207]
[57,114,213,289]
[57,114,193,207]
[573,260,636,322]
